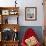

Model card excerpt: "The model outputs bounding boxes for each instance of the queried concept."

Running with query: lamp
[13,28,18,41]
[15,0,17,7]
[14,28,17,32]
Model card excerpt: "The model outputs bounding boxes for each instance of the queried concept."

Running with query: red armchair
[21,28,41,46]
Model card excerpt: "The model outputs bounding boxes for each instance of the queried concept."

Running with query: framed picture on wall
[2,10,9,15]
[25,7,37,21]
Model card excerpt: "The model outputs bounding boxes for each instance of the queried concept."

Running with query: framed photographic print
[25,7,37,21]
[2,10,9,15]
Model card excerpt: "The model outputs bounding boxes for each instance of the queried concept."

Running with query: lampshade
[13,28,17,32]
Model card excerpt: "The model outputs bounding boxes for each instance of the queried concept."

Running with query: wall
[0,0,44,26]
[18,0,44,26]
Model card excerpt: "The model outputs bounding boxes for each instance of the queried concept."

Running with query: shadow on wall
[18,26,44,45]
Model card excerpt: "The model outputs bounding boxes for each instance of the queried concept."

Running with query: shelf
[0,24,20,32]
[0,7,19,24]
[0,7,20,46]
[2,40,19,43]
[0,7,19,16]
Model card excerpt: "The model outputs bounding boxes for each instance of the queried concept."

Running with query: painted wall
[0,0,44,26]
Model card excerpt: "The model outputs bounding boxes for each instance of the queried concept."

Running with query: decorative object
[15,0,17,7]
[25,7,37,21]
[9,10,15,15]
[9,10,18,15]
[2,10,9,15]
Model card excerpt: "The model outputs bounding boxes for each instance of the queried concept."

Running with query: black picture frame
[25,7,37,21]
